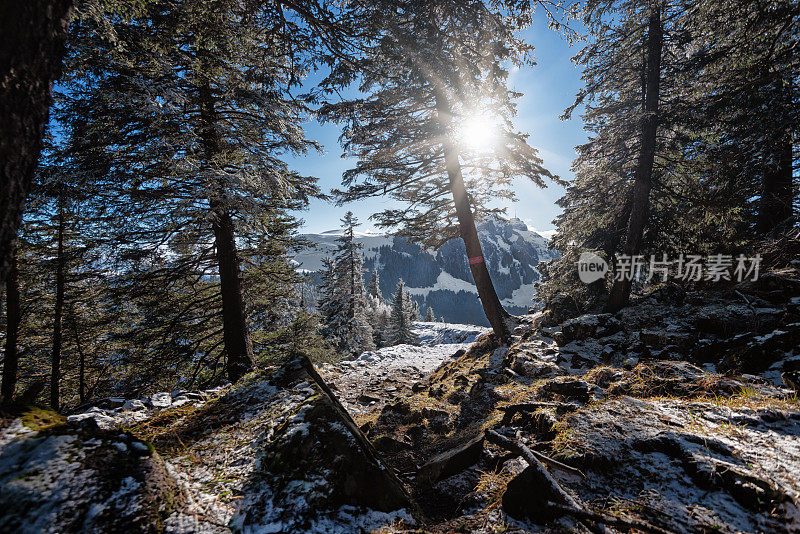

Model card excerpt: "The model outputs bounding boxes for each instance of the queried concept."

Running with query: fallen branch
[486,428,586,482]
[486,429,674,534]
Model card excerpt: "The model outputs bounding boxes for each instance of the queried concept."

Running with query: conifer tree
[367,269,381,300]
[683,0,798,235]
[545,0,688,311]
[320,1,556,342]
[318,257,342,344]
[0,0,74,285]
[57,0,324,382]
[331,212,374,355]
[424,306,436,322]
[1,249,20,401]
[386,279,418,346]
[543,0,798,312]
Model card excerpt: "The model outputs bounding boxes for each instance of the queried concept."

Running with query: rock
[639,329,695,351]
[560,314,608,343]
[555,396,800,531]
[694,304,761,336]
[122,399,146,412]
[66,411,117,430]
[538,377,591,402]
[501,465,563,523]
[511,354,566,379]
[169,398,193,409]
[530,310,555,330]
[357,393,380,405]
[416,434,484,485]
[719,323,800,373]
[596,316,622,337]
[373,435,412,453]
[150,392,172,409]
[107,398,126,408]
[0,413,181,533]
[238,383,414,530]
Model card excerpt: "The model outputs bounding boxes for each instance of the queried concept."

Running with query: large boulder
[0,406,181,533]
[228,358,417,532]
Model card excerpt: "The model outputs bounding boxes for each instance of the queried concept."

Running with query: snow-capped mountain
[294,218,558,326]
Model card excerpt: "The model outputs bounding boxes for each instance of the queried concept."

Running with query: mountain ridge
[294,218,559,326]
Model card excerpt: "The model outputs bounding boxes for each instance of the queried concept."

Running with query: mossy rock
[233,363,415,531]
[0,418,182,533]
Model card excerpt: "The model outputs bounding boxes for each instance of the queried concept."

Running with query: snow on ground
[347,321,487,372]
[320,322,489,415]
[407,321,488,347]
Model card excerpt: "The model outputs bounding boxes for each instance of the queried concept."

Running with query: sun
[457,112,501,153]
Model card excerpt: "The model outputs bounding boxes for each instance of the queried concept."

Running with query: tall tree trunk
[0,0,73,286]
[1,248,20,402]
[51,193,65,411]
[198,81,255,382]
[434,92,511,342]
[757,139,794,234]
[607,7,663,312]
[69,305,85,403]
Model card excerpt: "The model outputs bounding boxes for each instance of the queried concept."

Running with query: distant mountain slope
[294,218,558,326]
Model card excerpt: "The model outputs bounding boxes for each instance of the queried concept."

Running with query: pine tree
[684,0,798,235]
[606,5,664,311]
[408,295,420,321]
[320,1,556,342]
[331,212,374,355]
[1,249,20,401]
[424,306,436,322]
[367,269,381,300]
[0,0,74,285]
[56,0,324,382]
[318,256,343,345]
[386,279,418,346]
[545,0,696,311]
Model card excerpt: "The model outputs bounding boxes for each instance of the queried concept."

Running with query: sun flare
[457,113,501,152]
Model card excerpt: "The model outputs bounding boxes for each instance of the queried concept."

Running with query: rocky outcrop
[0,407,181,533]
[234,357,415,532]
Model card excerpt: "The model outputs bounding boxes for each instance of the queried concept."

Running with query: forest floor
[2,267,800,533]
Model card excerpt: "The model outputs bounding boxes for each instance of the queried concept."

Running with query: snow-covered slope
[294,218,558,326]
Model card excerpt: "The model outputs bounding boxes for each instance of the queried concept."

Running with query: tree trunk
[757,139,794,234]
[1,248,21,402]
[434,92,511,342]
[51,194,65,411]
[0,0,73,286]
[198,81,255,382]
[69,306,85,403]
[607,7,663,313]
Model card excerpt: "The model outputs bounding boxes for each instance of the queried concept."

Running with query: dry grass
[474,469,515,512]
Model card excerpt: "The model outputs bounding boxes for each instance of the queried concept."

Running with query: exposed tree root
[486,429,673,534]
[485,428,585,479]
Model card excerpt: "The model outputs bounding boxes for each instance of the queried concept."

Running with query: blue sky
[288,13,587,236]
